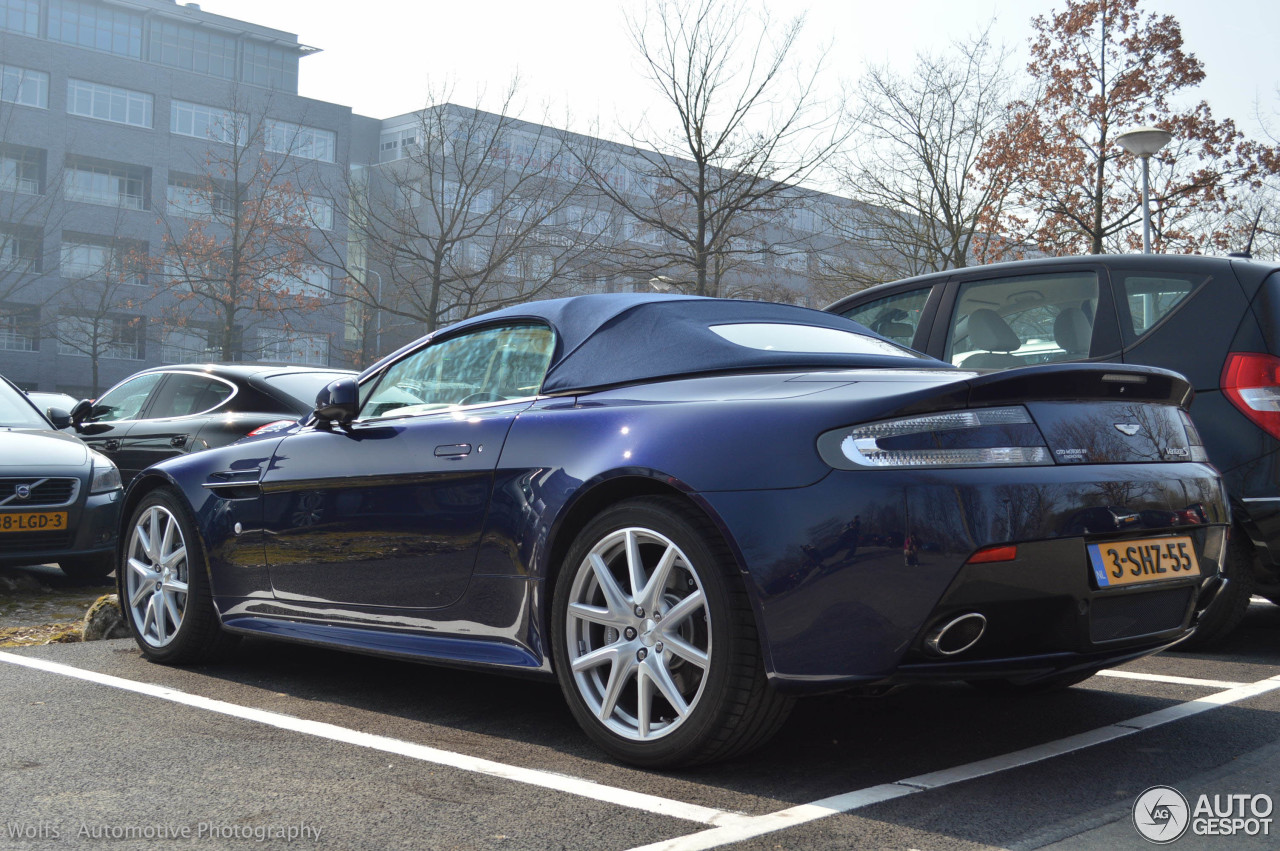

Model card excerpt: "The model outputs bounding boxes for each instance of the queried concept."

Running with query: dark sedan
[826,253,1280,646]
[70,363,355,484]
[1,375,123,580]
[118,294,1228,767]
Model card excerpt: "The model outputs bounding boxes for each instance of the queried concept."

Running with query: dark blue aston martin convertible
[118,294,1229,766]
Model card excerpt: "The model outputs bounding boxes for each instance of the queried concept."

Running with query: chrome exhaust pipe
[924,613,987,656]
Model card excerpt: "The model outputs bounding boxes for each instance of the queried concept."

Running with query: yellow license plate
[1088,535,1201,588]
[0,512,68,533]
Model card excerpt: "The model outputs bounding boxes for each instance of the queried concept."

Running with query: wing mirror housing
[69,399,93,430]
[46,407,73,430]
[314,378,360,428]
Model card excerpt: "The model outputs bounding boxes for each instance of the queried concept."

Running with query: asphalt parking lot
[0,585,1277,850]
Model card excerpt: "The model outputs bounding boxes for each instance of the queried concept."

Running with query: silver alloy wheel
[125,504,190,648]
[565,526,711,741]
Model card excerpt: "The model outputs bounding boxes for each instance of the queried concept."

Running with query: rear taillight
[1221,351,1280,439]
[247,419,297,437]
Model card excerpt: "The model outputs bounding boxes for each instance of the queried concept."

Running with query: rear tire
[121,489,237,664]
[1178,525,1256,650]
[551,496,793,768]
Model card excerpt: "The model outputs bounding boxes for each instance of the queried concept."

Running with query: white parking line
[0,651,744,828]
[1095,669,1248,689]
[624,674,1280,851]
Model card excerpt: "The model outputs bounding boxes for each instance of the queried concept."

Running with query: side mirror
[69,399,93,429]
[313,378,360,428]
[46,407,72,430]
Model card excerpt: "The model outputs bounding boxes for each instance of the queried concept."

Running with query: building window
[160,325,217,364]
[1,64,47,109]
[48,0,143,59]
[67,79,153,128]
[0,147,42,194]
[265,120,335,163]
[166,174,233,219]
[0,305,38,352]
[56,315,144,360]
[60,234,146,284]
[149,22,237,79]
[242,41,299,93]
[259,329,327,366]
[274,265,330,298]
[1,226,41,273]
[65,161,148,210]
[0,0,38,36]
[378,128,420,163]
[170,100,243,145]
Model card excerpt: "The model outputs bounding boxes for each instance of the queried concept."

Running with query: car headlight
[818,405,1053,470]
[88,451,123,493]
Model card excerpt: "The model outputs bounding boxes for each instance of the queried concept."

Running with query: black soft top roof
[395,293,940,394]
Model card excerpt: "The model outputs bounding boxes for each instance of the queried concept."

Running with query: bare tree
[829,30,1019,290]
[585,0,846,297]
[45,206,150,395]
[153,89,334,362]
[323,80,618,354]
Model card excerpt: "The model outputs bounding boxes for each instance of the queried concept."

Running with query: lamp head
[1116,126,1173,158]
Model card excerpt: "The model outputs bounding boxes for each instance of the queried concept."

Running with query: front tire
[551,497,793,768]
[121,489,236,664]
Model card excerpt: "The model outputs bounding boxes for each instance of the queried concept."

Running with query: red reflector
[967,545,1018,564]
[1222,351,1280,440]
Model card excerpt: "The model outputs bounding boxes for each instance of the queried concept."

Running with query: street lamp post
[1115,127,1173,254]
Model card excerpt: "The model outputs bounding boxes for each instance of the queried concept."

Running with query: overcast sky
[197,0,1280,141]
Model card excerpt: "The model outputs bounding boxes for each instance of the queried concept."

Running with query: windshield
[0,380,50,429]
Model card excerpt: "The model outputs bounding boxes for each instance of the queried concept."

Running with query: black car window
[87,372,164,423]
[837,287,932,347]
[262,371,354,407]
[361,324,555,419]
[1115,272,1203,339]
[0,381,47,429]
[145,373,235,419]
[944,271,1100,368]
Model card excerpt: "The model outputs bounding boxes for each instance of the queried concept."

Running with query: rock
[82,595,130,641]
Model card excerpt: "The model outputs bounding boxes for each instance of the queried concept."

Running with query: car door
[259,322,555,612]
[122,371,237,473]
[74,371,166,480]
[935,265,1122,368]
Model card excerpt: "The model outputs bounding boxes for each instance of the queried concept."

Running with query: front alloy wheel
[122,489,235,663]
[125,503,190,648]
[553,497,793,767]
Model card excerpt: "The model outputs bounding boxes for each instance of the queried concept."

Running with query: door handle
[434,443,472,457]
[103,439,120,452]
[170,435,188,447]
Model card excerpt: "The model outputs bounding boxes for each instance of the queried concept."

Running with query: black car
[117,294,1227,767]
[1,374,123,580]
[69,364,355,484]
[826,253,1280,645]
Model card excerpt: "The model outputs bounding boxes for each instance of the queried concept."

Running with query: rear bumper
[700,462,1228,694]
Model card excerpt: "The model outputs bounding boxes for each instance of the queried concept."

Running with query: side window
[87,372,164,423]
[839,287,932,348]
[145,374,235,419]
[945,271,1100,368]
[1115,272,1202,339]
[361,323,555,420]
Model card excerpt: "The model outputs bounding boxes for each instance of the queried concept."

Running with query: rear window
[263,371,353,407]
[710,323,926,358]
